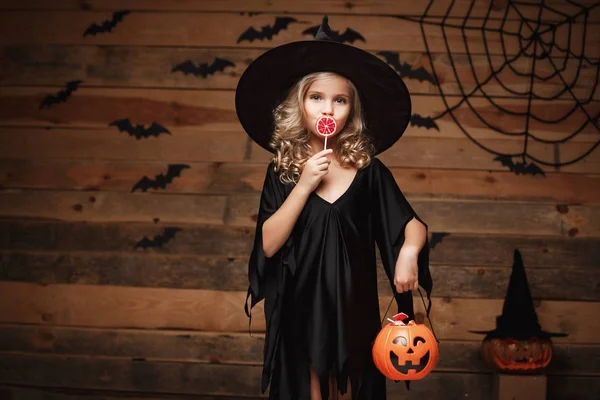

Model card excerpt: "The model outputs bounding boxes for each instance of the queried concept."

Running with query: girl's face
[303,74,351,140]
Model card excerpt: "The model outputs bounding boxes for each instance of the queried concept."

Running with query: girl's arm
[262,184,311,258]
[393,217,427,293]
[262,148,333,258]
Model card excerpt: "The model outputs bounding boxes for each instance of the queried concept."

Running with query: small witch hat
[470,249,567,340]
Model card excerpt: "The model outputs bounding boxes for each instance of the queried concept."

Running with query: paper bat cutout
[378,51,437,84]
[83,10,131,36]
[237,16,298,43]
[302,24,365,44]
[134,227,182,249]
[131,164,190,192]
[494,156,546,176]
[410,114,439,130]
[109,119,171,139]
[430,232,450,250]
[172,58,235,78]
[39,80,83,109]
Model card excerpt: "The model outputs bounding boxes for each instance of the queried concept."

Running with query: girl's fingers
[311,149,333,159]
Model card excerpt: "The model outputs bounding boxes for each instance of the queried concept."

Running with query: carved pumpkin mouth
[390,350,430,374]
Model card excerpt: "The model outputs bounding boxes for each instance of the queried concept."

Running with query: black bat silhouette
[83,10,131,36]
[494,156,546,176]
[430,232,450,250]
[302,25,365,44]
[172,58,235,78]
[109,119,171,139]
[39,80,83,109]
[134,227,182,249]
[131,164,190,192]
[237,17,298,43]
[410,114,439,130]
[378,51,437,84]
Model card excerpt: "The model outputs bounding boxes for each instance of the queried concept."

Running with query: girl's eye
[310,94,321,100]
[335,97,347,104]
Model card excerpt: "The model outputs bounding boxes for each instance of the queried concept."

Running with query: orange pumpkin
[372,313,438,380]
[481,337,552,373]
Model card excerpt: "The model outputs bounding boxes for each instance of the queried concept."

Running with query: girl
[236,17,433,400]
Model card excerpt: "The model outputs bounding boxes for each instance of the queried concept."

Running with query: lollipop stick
[324,136,328,151]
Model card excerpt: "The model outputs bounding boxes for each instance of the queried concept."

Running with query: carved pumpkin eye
[414,337,426,346]
[393,336,407,346]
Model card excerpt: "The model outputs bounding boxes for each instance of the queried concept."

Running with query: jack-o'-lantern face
[372,318,439,380]
[482,337,553,372]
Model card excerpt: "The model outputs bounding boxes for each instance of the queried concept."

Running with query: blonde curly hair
[269,72,374,184]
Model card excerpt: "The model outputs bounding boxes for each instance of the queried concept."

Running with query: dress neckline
[313,165,365,206]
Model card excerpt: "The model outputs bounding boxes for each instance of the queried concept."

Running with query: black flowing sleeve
[372,158,433,320]
[245,161,288,315]
[244,161,292,392]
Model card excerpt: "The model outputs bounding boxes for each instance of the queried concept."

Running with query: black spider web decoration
[397,0,600,175]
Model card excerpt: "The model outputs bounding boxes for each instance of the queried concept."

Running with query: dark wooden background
[0,0,599,399]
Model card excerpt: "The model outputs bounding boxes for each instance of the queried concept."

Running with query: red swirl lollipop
[316,116,337,150]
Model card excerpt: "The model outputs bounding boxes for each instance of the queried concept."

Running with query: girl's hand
[394,246,419,293]
[297,149,333,194]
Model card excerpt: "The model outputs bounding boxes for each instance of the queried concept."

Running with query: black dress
[244,157,433,400]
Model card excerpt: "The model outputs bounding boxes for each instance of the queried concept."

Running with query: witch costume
[236,17,434,399]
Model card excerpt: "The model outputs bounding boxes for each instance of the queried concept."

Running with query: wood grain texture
[0,385,264,400]
[0,283,593,343]
[1,127,598,174]
[0,128,250,163]
[1,87,597,145]
[2,160,599,203]
[2,45,597,100]
[227,193,600,236]
[1,190,598,236]
[0,353,494,398]
[0,324,598,375]
[0,191,227,224]
[2,0,599,23]
[0,11,597,58]
[3,220,598,265]
[1,250,598,301]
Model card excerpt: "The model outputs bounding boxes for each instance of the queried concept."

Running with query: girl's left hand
[394,247,419,293]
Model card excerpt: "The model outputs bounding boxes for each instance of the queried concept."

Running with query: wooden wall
[0,0,599,399]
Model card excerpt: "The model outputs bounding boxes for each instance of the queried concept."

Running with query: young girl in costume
[236,16,433,400]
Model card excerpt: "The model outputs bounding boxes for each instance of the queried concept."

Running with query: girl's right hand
[297,149,333,194]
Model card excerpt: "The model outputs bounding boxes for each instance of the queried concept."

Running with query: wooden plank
[0,12,597,57]
[2,160,600,203]
[0,386,265,400]
[0,221,255,255]
[0,128,249,163]
[227,193,600,237]
[1,127,598,175]
[0,353,494,398]
[494,374,546,400]
[1,192,599,235]
[0,283,593,343]
[547,376,600,400]
[2,45,598,100]
[1,87,598,143]
[1,250,598,301]
[0,191,227,224]
[2,190,599,236]
[0,324,598,375]
[3,220,598,266]
[1,0,598,22]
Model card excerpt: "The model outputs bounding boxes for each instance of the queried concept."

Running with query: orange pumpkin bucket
[372,312,439,380]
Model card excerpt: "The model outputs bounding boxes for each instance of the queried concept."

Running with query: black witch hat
[471,249,567,340]
[235,16,412,155]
